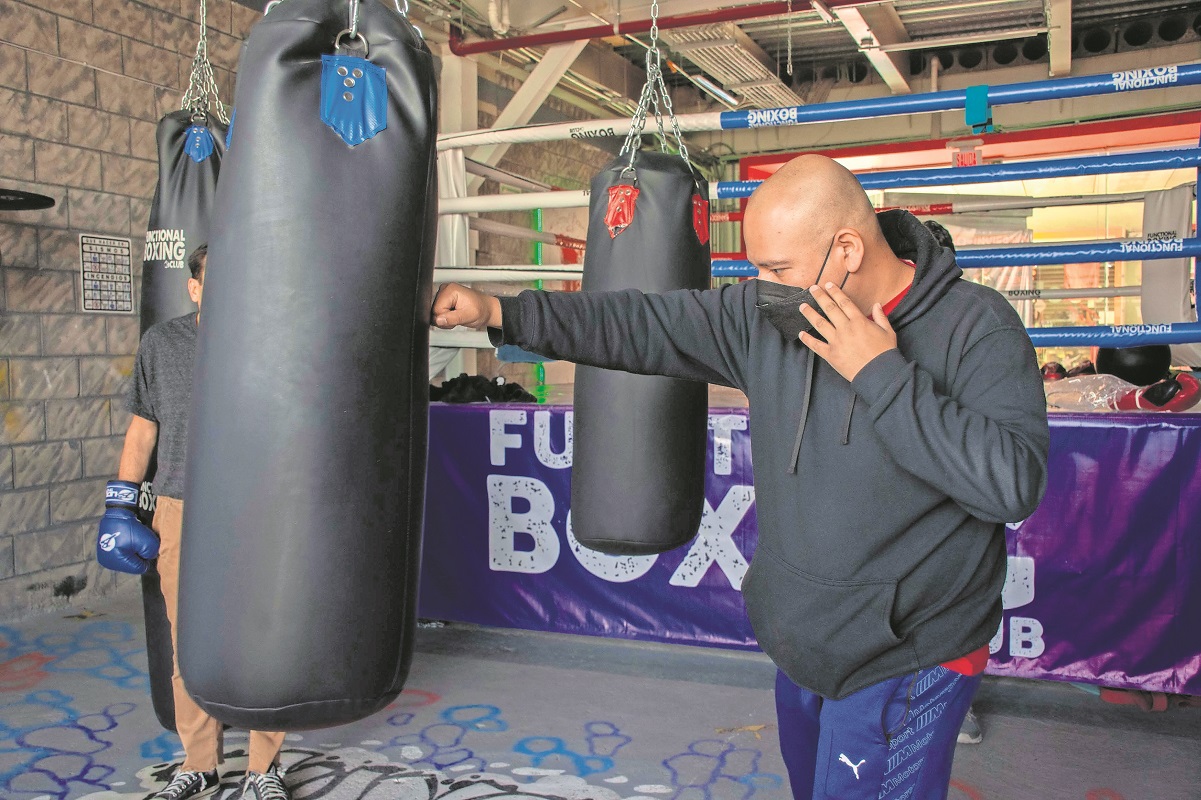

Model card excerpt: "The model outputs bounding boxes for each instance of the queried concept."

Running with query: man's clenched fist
[432,283,503,331]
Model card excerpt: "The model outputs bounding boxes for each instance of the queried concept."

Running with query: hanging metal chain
[180,0,229,123]
[785,0,794,75]
[349,0,360,39]
[653,43,689,163]
[648,52,668,151]
[619,0,691,171]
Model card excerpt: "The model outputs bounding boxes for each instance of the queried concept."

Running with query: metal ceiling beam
[1045,0,1072,77]
[467,39,589,189]
[834,2,911,94]
[876,27,1048,53]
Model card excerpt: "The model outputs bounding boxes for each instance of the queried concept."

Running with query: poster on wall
[79,234,135,314]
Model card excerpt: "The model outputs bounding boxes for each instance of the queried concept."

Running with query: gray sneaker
[154,768,219,799]
[241,763,291,800]
[957,707,983,744]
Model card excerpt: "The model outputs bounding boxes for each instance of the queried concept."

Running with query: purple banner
[989,413,1201,695]
[419,405,1201,695]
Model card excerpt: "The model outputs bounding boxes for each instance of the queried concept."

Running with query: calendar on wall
[79,234,135,314]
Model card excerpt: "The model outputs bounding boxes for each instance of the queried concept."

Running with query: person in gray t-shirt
[112,244,290,800]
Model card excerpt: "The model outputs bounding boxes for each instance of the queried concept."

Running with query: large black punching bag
[178,0,437,731]
[139,110,227,734]
[572,151,711,554]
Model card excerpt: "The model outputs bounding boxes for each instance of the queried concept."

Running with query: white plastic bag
[1044,374,1137,412]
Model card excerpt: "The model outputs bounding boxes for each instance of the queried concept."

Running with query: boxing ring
[425,61,1201,696]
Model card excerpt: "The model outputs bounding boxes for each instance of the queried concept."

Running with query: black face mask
[754,237,847,342]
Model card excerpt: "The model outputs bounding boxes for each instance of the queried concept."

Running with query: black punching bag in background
[140,111,226,333]
[572,151,711,555]
[179,0,438,731]
[139,110,227,734]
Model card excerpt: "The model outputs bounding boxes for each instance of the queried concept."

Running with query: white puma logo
[838,753,866,780]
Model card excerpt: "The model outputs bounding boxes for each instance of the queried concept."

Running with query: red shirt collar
[881,260,916,315]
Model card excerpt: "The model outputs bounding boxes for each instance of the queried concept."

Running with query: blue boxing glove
[97,480,159,574]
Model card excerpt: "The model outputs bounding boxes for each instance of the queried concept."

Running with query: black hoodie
[494,210,1050,699]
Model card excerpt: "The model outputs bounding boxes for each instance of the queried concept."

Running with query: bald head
[743,155,906,307]
[746,154,878,243]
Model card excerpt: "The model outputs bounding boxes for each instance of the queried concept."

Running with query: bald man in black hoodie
[432,154,1049,800]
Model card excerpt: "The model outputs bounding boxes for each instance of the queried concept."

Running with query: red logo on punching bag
[605,184,639,238]
[693,194,710,245]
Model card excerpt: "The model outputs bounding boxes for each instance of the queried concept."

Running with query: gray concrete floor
[0,585,1198,800]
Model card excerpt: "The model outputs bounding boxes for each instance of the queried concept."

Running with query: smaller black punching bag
[571,150,712,555]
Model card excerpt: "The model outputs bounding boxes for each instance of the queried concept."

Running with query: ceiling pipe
[448,0,871,57]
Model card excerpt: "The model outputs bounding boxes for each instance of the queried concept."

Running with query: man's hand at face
[432,283,503,331]
[798,282,898,382]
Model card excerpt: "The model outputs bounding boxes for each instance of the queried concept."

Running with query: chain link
[785,0,793,76]
[180,0,229,123]
[349,0,360,40]
[619,0,691,171]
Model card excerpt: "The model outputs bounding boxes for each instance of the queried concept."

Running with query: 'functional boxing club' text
[144,228,189,268]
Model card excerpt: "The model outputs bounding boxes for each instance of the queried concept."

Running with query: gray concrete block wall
[0,0,256,618]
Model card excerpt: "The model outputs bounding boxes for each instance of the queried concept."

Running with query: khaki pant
[154,496,286,774]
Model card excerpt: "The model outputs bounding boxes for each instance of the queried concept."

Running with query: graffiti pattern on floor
[2,619,783,800]
[71,744,776,800]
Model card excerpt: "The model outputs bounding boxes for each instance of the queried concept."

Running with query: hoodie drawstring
[788,353,817,474]
[790,358,859,472]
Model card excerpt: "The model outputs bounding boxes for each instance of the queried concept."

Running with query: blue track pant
[775,666,981,800]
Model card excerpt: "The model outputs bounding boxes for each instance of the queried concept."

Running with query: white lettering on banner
[1009,616,1046,658]
[565,511,658,583]
[1002,555,1035,609]
[533,410,573,469]
[746,107,799,127]
[708,415,748,476]
[988,623,1003,655]
[990,555,1045,658]
[490,409,527,466]
[487,475,560,573]
[486,411,757,583]
[495,411,746,475]
[669,486,755,589]
[1111,65,1178,91]
[485,475,756,585]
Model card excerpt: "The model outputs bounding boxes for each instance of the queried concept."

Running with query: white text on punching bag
[144,228,188,267]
